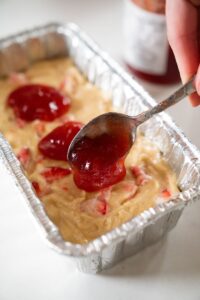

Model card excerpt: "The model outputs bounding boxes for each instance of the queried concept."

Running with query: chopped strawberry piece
[59,79,67,91]
[41,185,52,197]
[130,166,141,177]
[40,167,71,183]
[122,181,138,201]
[81,187,111,216]
[32,181,41,196]
[98,186,112,202]
[16,118,26,128]
[9,72,28,85]
[17,147,32,169]
[123,181,137,192]
[80,195,109,217]
[136,175,148,186]
[32,181,52,197]
[161,189,171,198]
[61,186,68,191]
[34,122,45,137]
[130,165,150,186]
[97,199,108,215]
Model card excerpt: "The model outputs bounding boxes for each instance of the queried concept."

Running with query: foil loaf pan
[0,23,200,273]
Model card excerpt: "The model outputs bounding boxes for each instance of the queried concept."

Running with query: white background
[0,1,200,299]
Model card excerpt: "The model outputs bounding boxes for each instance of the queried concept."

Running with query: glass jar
[123,0,180,84]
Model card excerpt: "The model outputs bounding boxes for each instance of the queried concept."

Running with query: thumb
[195,65,200,96]
[191,66,200,107]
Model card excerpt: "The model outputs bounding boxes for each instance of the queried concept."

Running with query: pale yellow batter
[0,58,179,244]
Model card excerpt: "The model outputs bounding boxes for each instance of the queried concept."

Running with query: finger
[166,0,199,82]
[166,0,200,106]
[195,65,200,94]
[191,65,200,106]
[189,93,200,106]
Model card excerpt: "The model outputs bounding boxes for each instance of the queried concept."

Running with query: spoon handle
[135,76,196,126]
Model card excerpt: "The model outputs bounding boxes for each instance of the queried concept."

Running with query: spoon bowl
[67,112,137,162]
[68,76,195,161]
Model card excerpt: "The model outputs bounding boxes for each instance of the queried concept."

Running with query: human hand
[166,0,200,106]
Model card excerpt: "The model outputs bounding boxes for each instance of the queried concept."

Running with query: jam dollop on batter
[8,84,70,121]
[38,121,83,161]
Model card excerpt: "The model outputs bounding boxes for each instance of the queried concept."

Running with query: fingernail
[190,94,200,107]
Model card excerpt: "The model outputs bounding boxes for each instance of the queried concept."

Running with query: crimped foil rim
[0,23,200,257]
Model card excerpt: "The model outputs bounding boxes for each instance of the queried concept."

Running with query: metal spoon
[67,77,196,163]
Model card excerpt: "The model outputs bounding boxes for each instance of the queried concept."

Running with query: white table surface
[0,1,200,299]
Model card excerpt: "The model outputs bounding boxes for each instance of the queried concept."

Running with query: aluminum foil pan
[0,23,200,273]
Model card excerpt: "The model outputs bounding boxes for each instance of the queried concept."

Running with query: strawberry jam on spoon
[68,134,127,192]
[38,121,83,161]
[67,114,131,192]
[7,84,70,121]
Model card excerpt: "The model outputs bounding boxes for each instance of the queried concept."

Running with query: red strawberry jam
[41,167,71,183]
[32,181,41,196]
[68,133,129,192]
[161,188,171,198]
[17,147,32,170]
[38,121,83,161]
[80,196,109,216]
[7,84,70,121]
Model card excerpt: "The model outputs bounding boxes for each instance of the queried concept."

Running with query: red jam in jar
[123,0,180,84]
